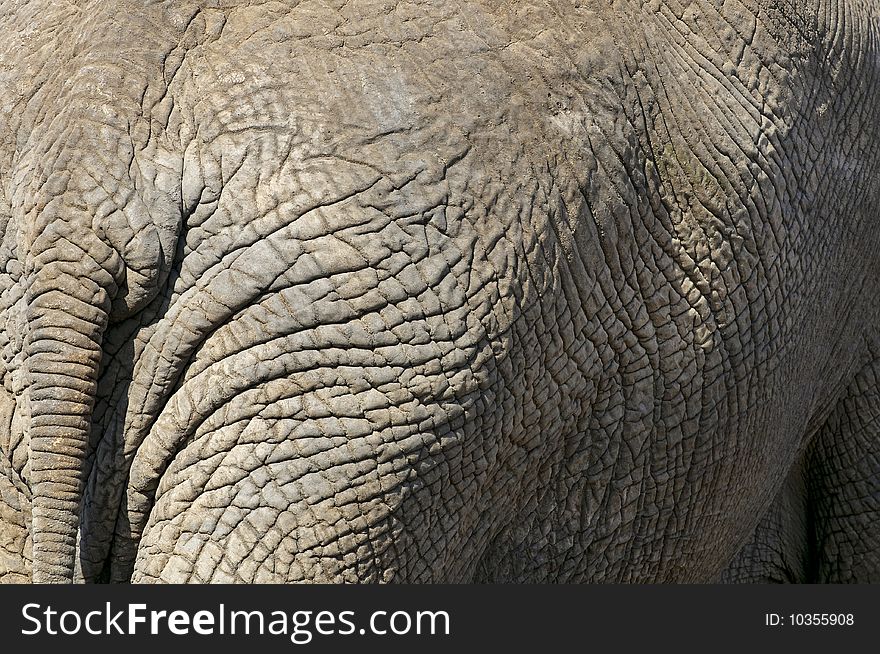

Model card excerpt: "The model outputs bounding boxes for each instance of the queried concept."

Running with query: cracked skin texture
[0,0,879,583]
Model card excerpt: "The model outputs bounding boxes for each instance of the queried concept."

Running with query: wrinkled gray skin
[0,0,878,584]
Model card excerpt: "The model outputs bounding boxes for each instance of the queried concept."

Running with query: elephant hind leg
[723,354,880,583]
[720,460,810,583]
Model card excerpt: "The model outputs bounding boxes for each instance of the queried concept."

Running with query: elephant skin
[0,0,879,583]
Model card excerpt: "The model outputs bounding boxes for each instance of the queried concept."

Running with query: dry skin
[0,0,878,583]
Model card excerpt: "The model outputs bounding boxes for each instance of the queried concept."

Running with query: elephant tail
[25,222,121,583]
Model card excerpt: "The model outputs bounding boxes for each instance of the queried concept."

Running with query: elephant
[0,0,878,584]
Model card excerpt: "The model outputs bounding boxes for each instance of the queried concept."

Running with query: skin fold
[0,0,878,583]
